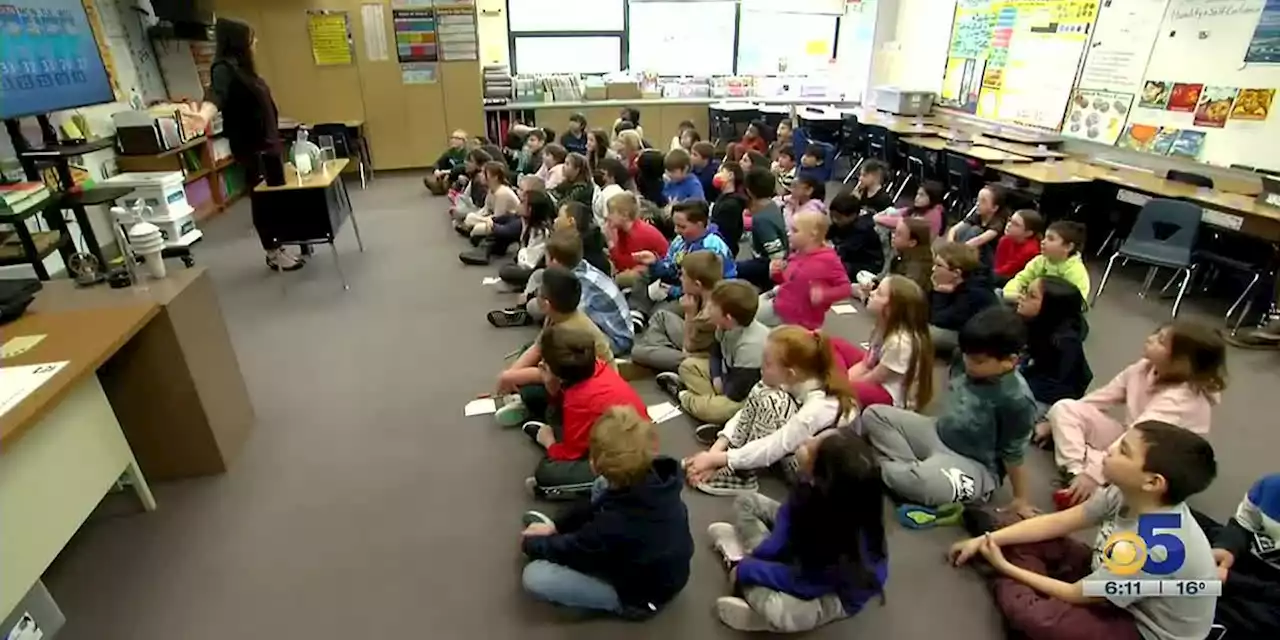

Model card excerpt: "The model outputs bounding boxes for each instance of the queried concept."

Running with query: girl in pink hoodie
[1042,321,1226,505]
[756,211,851,330]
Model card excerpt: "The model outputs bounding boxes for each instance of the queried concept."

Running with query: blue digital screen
[0,0,115,120]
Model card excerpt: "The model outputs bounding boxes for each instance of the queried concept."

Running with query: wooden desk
[902,136,950,151]
[977,137,1069,159]
[980,128,1063,146]
[947,143,1035,163]
[277,120,373,188]
[31,267,255,481]
[252,159,364,289]
[1,305,159,619]
[992,161,1095,184]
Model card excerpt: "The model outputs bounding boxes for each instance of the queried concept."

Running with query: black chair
[1092,199,1202,318]
[944,151,976,215]
[708,105,759,146]
[311,123,369,189]
[837,113,862,164]
[1166,170,1214,189]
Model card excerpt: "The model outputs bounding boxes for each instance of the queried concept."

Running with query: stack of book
[0,182,52,216]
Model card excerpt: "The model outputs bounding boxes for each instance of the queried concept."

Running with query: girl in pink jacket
[756,211,851,330]
[1041,321,1226,505]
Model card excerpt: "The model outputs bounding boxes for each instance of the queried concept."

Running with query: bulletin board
[938,0,1101,130]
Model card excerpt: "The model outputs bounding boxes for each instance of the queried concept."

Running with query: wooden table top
[278,118,365,130]
[254,159,349,192]
[950,143,1035,163]
[982,128,1062,145]
[1,303,159,447]
[32,267,207,312]
[991,161,1096,184]
[902,136,950,150]
[976,137,1069,159]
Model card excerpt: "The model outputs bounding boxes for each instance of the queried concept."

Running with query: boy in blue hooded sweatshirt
[661,148,707,204]
[627,200,737,334]
[1196,473,1280,639]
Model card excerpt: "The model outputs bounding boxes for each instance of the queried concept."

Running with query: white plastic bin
[101,171,191,219]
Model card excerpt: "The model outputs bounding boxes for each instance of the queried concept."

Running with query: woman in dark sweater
[1015,276,1092,419]
[182,18,303,271]
[710,160,747,255]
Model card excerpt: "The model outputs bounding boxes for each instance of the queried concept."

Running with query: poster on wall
[1193,86,1238,128]
[307,11,354,66]
[1245,0,1280,63]
[1077,0,1170,92]
[1150,126,1180,154]
[362,3,390,62]
[1117,123,1158,150]
[1166,83,1203,112]
[435,2,479,61]
[1138,80,1171,109]
[392,8,438,63]
[400,62,437,83]
[1230,88,1275,120]
[1169,130,1206,158]
[1061,89,1134,144]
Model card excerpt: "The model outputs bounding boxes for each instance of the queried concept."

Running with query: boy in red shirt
[524,322,650,500]
[605,192,670,290]
[993,209,1044,286]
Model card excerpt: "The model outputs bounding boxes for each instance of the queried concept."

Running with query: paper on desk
[481,277,503,286]
[1,334,45,359]
[464,397,497,416]
[831,304,858,316]
[0,361,68,419]
[647,401,682,424]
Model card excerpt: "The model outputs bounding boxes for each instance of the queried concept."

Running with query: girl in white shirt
[538,143,568,190]
[847,275,934,410]
[591,156,630,227]
[459,161,520,238]
[684,326,859,496]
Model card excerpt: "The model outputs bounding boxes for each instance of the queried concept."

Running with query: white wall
[876,0,955,92]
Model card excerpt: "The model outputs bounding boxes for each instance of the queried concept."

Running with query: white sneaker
[707,522,745,564]
[494,395,527,427]
[716,596,771,631]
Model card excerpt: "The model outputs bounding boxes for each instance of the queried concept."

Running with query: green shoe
[896,502,964,529]
[494,395,528,428]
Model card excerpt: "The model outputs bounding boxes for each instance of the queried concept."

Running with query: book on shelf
[0,182,52,212]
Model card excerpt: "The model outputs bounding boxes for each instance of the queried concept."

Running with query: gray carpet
[42,173,1279,639]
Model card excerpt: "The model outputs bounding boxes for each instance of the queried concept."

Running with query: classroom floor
[43,172,1279,640]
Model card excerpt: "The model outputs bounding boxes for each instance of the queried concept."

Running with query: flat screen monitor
[0,0,116,120]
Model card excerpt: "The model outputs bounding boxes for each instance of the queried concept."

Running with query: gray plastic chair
[1092,198,1202,318]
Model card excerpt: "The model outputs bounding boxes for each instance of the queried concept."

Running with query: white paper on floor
[831,304,858,315]
[481,277,502,286]
[647,401,682,424]
[464,398,497,416]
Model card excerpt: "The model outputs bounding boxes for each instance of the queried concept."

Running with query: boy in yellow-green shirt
[1003,221,1090,304]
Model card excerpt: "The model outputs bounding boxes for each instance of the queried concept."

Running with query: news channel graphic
[1084,512,1221,599]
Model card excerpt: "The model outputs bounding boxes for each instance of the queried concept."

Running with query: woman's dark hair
[1026,277,1086,359]
[635,149,668,207]
[915,180,945,213]
[786,431,887,598]
[597,156,630,187]
[215,18,257,76]
[563,152,589,183]
[522,190,556,245]
[719,160,744,193]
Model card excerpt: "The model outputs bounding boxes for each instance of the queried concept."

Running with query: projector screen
[0,0,116,120]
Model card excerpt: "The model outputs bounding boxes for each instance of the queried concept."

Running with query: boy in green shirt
[423,129,468,195]
[1003,221,1091,303]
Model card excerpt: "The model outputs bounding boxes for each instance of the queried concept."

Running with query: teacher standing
[181,18,305,271]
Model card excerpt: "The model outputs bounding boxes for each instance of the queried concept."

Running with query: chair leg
[1091,252,1122,307]
[1171,267,1194,318]
[1096,229,1117,257]
[1139,267,1159,297]
[1160,270,1181,295]
[842,157,865,184]
[1225,271,1261,323]
[892,173,912,203]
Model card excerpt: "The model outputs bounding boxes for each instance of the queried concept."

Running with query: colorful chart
[392,8,438,63]
[0,0,115,119]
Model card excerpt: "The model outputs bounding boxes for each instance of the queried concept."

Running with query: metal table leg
[329,241,349,291]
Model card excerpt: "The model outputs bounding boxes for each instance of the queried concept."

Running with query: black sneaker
[469,234,486,248]
[487,307,531,328]
[521,510,554,527]
[458,248,491,265]
[695,423,722,445]
[655,372,686,400]
[453,224,471,237]
[522,421,548,445]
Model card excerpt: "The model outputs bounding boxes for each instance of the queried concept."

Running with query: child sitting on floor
[829,190,885,283]
[946,183,1009,267]
[770,119,794,157]
[710,161,747,254]
[456,161,520,239]
[873,180,945,238]
[560,113,588,156]
[1042,321,1225,506]
[520,405,692,618]
[772,145,796,195]
[551,153,596,209]
[520,322,649,501]
[627,200,736,333]
[518,128,548,177]
[1198,473,1280,639]
[670,120,698,152]
[556,200,612,276]
[736,167,789,293]
[656,280,768,428]
[1003,220,1091,303]
[539,143,568,189]
[757,211,851,330]
[861,307,1037,522]
[661,148,706,204]
[682,325,859,495]
[707,430,888,632]
[1015,276,1092,420]
[951,422,1218,640]
[780,175,827,230]
[498,190,556,283]
[993,209,1044,286]
[605,192,669,291]
[850,160,893,213]
[424,129,469,195]
[593,156,629,226]
[846,276,934,410]
[929,241,998,355]
[853,218,931,302]
[631,251,722,374]
[796,147,827,184]
[448,148,492,217]
[690,141,720,201]
[741,120,768,155]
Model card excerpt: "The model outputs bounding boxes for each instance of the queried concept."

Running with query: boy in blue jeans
[521,406,693,619]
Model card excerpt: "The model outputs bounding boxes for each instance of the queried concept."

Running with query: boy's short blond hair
[607,192,638,219]
[519,174,546,192]
[681,250,724,290]
[934,241,981,274]
[590,406,656,486]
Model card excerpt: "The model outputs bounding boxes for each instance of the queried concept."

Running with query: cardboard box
[606,82,642,100]
[583,86,607,100]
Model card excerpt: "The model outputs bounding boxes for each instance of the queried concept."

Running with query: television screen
[0,0,116,120]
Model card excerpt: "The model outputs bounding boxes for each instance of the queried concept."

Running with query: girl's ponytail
[811,330,858,423]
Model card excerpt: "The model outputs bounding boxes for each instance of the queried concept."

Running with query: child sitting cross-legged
[447,148,492,218]
[849,160,893,213]
[424,129,469,195]
[605,191,669,291]
[929,241,998,355]
[946,183,1009,267]
[690,141,720,201]
[736,167,789,293]
[516,319,649,500]
[861,306,1038,526]
[796,147,827,185]
[520,405,692,619]
[593,156,630,227]
[830,190,885,284]
[706,429,888,632]
[993,209,1044,286]
[873,180,945,238]
[1003,220,1091,303]
[951,421,1219,640]
[780,175,827,230]
[631,250,722,373]
[1196,473,1280,639]
[661,148,706,204]
[656,280,769,428]
[1040,321,1225,507]
[853,217,932,302]
[464,188,555,273]
[1014,276,1092,421]
[550,152,596,210]
[455,161,520,239]
[846,275,934,410]
[772,145,796,196]
[539,143,568,190]
[756,211,851,330]
[626,200,736,334]
[681,325,859,496]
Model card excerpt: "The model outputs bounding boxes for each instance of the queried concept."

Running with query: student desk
[0,304,159,621]
[252,158,365,290]
[942,142,1035,163]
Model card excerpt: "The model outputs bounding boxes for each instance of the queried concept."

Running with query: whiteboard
[513,36,622,74]
[740,0,845,14]
[507,0,626,32]
[628,2,736,75]
[737,10,838,75]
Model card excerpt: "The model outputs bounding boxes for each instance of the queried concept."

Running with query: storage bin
[100,171,191,218]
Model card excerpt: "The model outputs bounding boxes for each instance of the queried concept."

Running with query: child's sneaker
[706,522,745,564]
[694,423,722,445]
[521,510,554,527]
[695,468,759,496]
[487,307,531,328]
[522,421,549,445]
[655,372,686,400]
[715,596,771,632]
[494,395,528,427]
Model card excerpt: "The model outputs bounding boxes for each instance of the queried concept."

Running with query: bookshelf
[115,136,244,222]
